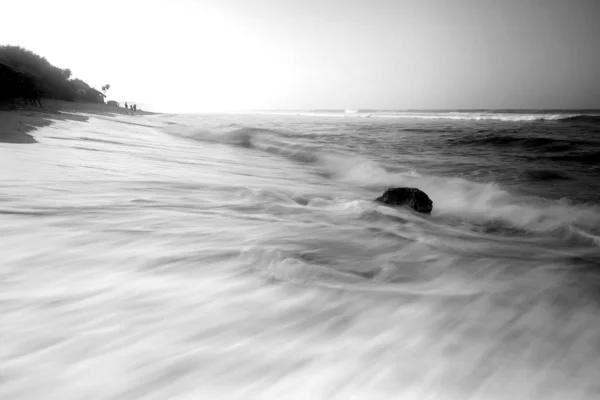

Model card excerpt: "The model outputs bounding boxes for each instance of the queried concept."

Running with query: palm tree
[101,84,111,94]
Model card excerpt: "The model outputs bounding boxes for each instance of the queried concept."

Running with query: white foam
[4,112,597,399]
[319,153,600,235]
[245,110,599,122]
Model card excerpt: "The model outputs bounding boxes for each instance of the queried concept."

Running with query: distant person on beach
[124,102,128,109]
[133,104,137,112]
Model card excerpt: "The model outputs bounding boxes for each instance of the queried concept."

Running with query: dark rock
[375,187,433,214]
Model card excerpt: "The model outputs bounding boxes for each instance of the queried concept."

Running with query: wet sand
[0,100,153,144]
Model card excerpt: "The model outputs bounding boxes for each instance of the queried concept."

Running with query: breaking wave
[162,122,600,242]
[252,110,600,122]
[5,111,600,399]
[448,134,595,153]
[372,112,596,122]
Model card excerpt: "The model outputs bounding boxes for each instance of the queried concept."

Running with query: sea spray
[2,111,600,399]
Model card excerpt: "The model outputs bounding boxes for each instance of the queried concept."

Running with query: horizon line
[238,108,600,112]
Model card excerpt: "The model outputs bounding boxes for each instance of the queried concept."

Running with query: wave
[372,112,588,122]
[558,115,600,123]
[349,173,600,249]
[448,134,592,153]
[248,110,600,122]
[332,163,600,237]
[549,151,600,165]
[523,169,571,181]
[163,122,600,241]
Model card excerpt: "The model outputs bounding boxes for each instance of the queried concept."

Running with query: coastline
[0,99,155,144]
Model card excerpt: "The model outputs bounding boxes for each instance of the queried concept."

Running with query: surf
[161,119,600,244]
[3,110,600,400]
[248,110,600,122]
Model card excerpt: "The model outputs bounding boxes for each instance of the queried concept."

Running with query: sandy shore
[0,99,154,144]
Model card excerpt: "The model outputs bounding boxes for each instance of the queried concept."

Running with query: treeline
[0,45,105,105]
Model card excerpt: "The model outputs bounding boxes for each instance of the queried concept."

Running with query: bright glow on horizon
[2,0,600,112]
[1,0,285,112]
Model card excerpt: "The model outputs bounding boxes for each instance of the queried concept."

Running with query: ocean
[1,109,600,399]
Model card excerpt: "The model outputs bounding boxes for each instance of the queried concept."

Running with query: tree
[0,45,78,101]
[102,84,110,94]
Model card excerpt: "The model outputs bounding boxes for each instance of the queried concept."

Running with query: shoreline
[0,99,155,144]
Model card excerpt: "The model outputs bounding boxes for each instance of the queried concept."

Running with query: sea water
[1,110,600,399]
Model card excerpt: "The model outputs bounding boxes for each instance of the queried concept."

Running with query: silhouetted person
[124,102,128,109]
[133,104,137,112]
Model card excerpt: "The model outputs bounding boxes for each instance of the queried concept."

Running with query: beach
[3,0,600,397]
[0,100,153,144]
[1,108,600,399]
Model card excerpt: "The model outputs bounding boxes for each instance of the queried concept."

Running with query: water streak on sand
[1,109,600,399]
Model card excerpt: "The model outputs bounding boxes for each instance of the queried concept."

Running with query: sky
[1,0,599,112]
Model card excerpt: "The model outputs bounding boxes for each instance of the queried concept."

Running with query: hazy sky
[2,0,599,111]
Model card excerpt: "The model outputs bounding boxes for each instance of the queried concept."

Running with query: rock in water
[375,187,433,214]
